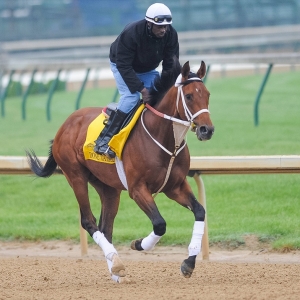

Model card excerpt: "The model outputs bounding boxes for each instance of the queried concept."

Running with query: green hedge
[7,81,23,97]
[6,80,66,97]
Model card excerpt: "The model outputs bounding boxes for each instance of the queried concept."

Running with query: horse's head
[176,61,214,141]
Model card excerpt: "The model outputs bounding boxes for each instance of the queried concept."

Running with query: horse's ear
[197,61,206,79]
[181,61,190,81]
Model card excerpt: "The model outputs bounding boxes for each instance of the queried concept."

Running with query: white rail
[1,24,300,71]
[2,155,300,175]
[1,155,300,259]
[1,24,300,60]
[1,52,300,72]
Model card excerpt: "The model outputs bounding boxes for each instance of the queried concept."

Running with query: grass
[0,69,300,250]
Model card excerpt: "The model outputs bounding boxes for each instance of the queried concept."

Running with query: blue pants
[110,61,159,113]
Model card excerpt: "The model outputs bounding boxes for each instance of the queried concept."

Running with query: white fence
[1,24,300,62]
[1,155,300,259]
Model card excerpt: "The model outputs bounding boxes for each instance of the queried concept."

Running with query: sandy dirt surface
[1,240,300,300]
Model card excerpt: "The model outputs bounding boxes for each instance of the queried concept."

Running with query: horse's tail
[25,140,61,178]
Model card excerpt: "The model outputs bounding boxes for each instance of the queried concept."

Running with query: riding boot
[94,109,127,158]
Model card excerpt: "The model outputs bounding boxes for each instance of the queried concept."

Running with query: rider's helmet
[145,3,172,25]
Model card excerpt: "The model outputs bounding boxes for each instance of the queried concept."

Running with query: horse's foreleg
[165,181,205,278]
[130,188,166,252]
[181,207,205,278]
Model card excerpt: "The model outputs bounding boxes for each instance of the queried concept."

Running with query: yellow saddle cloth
[83,104,145,163]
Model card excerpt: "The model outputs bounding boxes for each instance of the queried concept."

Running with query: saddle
[104,100,143,130]
[83,101,145,163]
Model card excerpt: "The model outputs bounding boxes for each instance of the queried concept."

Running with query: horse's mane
[147,56,182,106]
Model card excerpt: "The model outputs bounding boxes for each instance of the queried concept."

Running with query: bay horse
[26,59,214,283]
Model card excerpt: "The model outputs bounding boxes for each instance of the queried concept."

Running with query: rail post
[22,69,37,120]
[46,69,61,121]
[203,65,210,83]
[254,64,273,126]
[75,68,90,110]
[1,70,15,117]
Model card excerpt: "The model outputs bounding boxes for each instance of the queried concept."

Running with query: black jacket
[109,19,179,93]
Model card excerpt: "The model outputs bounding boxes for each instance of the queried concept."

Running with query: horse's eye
[185,94,192,101]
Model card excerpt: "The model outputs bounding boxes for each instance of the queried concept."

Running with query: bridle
[175,75,210,123]
[145,75,210,128]
[142,75,210,196]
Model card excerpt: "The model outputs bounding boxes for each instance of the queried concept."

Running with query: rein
[142,76,210,197]
[145,103,190,127]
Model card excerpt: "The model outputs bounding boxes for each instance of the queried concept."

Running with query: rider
[94,3,179,158]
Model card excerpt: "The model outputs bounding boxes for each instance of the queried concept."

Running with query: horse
[26,59,214,283]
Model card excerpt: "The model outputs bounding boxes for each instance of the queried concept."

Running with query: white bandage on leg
[141,231,162,251]
[93,231,117,260]
[188,221,205,256]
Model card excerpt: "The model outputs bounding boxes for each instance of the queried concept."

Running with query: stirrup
[104,147,116,159]
[94,144,103,154]
[94,142,110,155]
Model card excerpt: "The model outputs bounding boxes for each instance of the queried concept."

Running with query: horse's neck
[143,90,180,148]
[156,88,179,118]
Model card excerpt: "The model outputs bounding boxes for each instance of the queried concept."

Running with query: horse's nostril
[199,126,208,134]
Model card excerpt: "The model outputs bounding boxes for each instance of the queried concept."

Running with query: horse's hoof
[118,276,132,284]
[130,238,143,251]
[180,259,195,278]
[111,254,126,277]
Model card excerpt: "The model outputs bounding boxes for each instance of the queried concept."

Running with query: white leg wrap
[188,221,205,256]
[93,231,117,260]
[141,231,162,251]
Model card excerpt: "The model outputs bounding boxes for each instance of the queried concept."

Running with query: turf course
[0,69,299,250]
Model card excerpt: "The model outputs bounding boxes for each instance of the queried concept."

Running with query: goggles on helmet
[149,15,172,24]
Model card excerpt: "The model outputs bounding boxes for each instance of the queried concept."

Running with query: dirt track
[1,241,300,300]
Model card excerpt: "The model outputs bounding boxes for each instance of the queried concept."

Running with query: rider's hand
[141,88,150,104]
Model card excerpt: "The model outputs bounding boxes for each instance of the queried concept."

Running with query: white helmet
[145,3,172,25]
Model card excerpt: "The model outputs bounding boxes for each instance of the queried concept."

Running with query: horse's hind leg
[89,178,127,281]
[64,172,125,281]
[165,179,206,278]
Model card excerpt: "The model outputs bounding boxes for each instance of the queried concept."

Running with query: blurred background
[1,0,300,59]
[1,0,300,40]
[0,0,299,120]
[0,1,300,251]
